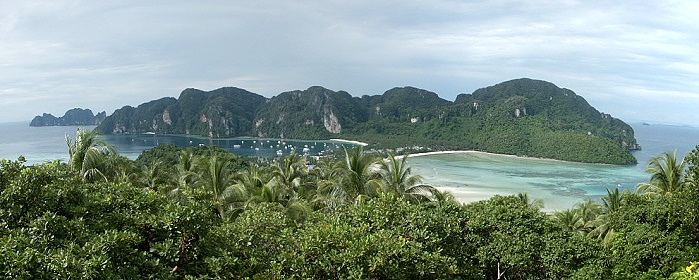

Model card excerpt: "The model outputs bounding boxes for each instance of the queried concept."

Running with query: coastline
[329,138,369,146]
[397,150,570,164]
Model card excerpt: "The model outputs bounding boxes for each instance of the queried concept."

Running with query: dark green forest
[1,128,697,279]
[94,79,639,165]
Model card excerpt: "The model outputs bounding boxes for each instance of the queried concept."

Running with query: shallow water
[408,123,699,211]
[1,121,698,211]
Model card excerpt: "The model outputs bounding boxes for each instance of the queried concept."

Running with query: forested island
[30,108,106,126]
[94,78,639,164]
[0,128,697,279]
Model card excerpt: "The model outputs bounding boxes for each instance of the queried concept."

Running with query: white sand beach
[402,149,645,212]
[396,150,567,163]
[329,138,369,146]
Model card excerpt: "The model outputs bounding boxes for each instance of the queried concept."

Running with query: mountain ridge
[94,78,639,164]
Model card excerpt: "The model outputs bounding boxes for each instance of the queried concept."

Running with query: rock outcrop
[30,108,106,126]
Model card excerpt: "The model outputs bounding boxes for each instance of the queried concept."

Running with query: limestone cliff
[30,108,106,126]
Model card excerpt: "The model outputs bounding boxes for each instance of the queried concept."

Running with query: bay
[1,120,698,211]
[408,123,699,211]
[0,121,353,164]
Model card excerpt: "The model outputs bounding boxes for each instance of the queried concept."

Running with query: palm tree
[328,147,382,204]
[575,198,602,230]
[588,187,628,245]
[516,192,544,210]
[176,150,199,188]
[270,153,308,199]
[137,161,174,192]
[378,154,436,203]
[237,164,312,222]
[636,150,686,196]
[553,209,583,233]
[601,186,628,212]
[197,156,247,220]
[430,188,459,207]
[65,128,116,182]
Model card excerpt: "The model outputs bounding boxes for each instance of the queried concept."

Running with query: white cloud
[0,0,697,125]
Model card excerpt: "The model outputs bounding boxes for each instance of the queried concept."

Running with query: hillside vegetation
[96,78,638,164]
[0,129,696,279]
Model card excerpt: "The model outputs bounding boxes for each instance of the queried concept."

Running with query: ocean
[1,121,698,211]
[0,122,353,164]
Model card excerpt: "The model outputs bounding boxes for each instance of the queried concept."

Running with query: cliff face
[96,87,267,137]
[252,86,365,138]
[93,78,639,164]
[30,108,106,126]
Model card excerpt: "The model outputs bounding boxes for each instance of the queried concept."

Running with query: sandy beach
[329,138,369,146]
[397,150,590,212]
[396,150,569,163]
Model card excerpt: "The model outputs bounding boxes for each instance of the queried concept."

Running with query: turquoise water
[1,121,698,211]
[408,123,699,211]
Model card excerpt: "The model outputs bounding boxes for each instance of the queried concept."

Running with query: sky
[1,0,698,125]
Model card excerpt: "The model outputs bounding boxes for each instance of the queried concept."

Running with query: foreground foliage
[1,133,698,278]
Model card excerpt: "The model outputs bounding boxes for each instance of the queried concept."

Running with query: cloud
[0,0,697,125]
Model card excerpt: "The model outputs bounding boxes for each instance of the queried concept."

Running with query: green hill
[95,78,638,164]
[97,87,266,137]
[252,86,365,139]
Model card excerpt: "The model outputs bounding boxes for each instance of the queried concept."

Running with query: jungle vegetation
[1,128,696,279]
[94,78,638,164]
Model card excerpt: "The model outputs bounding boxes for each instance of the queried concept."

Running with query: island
[30,108,106,126]
[95,78,639,165]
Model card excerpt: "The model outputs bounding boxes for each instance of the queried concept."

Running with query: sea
[1,121,698,211]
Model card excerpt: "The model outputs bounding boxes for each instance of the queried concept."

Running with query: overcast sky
[1,1,698,125]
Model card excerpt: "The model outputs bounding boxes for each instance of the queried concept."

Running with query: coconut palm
[516,192,544,210]
[176,150,199,188]
[430,188,459,207]
[553,209,583,233]
[328,147,382,204]
[197,156,247,220]
[66,128,116,182]
[602,186,628,212]
[237,164,313,221]
[636,150,686,196]
[588,187,628,245]
[306,158,347,209]
[575,198,602,230]
[270,153,308,199]
[378,154,436,203]
[137,161,175,192]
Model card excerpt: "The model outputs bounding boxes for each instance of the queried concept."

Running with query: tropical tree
[65,128,116,182]
[136,161,174,193]
[197,156,247,220]
[588,187,628,244]
[516,192,544,210]
[327,147,382,204]
[553,209,583,233]
[636,150,686,196]
[176,150,199,188]
[270,153,308,199]
[430,188,459,207]
[377,154,435,203]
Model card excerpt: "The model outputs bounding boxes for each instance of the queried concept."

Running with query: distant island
[30,108,106,127]
[94,78,639,165]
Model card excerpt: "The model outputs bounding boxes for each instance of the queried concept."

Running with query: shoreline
[396,150,570,164]
[329,138,369,146]
[397,150,628,166]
